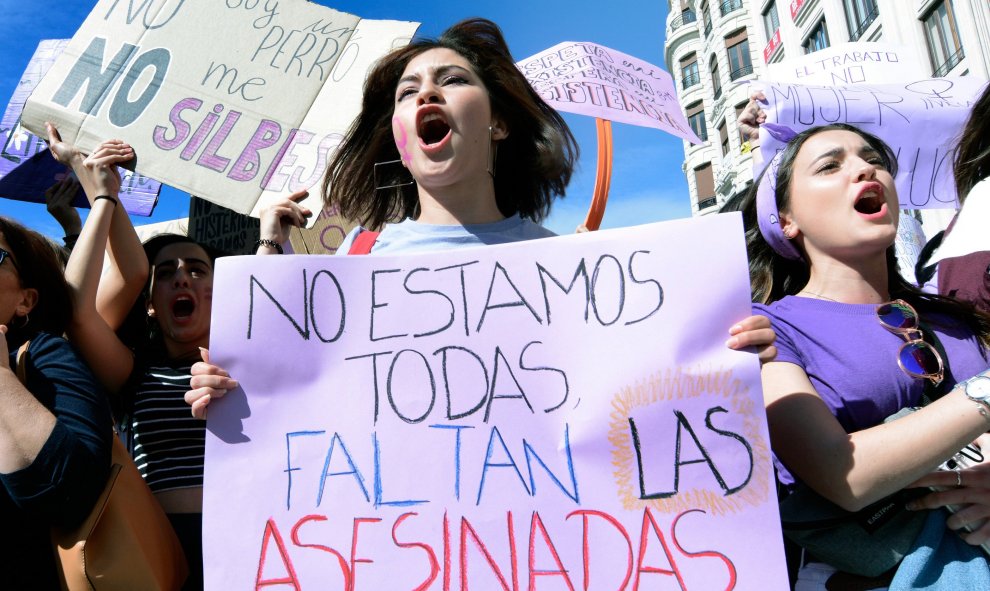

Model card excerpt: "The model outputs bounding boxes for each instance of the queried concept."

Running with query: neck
[163,337,207,363]
[414,178,504,225]
[799,253,891,304]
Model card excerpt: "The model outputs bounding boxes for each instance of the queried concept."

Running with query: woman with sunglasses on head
[743,122,990,590]
[187,17,779,417]
[0,217,113,589]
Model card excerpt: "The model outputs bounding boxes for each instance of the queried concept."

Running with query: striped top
[127,361,205,493]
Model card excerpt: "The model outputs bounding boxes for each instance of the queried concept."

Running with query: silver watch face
[966,376,990,401]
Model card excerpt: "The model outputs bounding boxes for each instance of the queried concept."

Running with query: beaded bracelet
[255,238,283,254]
[94,195,118,207]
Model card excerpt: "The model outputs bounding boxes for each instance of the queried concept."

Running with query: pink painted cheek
[392,116,413,164]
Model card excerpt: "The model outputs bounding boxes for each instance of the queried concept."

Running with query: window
[681,53,700,89]
[718,120,729,156]
[695,163,716,205]
[710,58,723,99]
[845,0,879,41]
[686,101,708,141]
[803,19,830,54]
[725,30,753,80]
[672,0,697,30]
[924,1,964,77]
[720,0,744,17]
[762,3,779,39]
[702,2,712,36]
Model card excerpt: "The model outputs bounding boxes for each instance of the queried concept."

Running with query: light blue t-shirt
[336,214,556,255]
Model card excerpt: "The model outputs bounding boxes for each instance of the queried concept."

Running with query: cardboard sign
[765,42,924,86]
[188,196,261,256]
[0,39,160,215]
[20,0,418,224]
[518,42,702,143]
[286,202,358,255]
[759,77,989,208]
[203,214,789,589]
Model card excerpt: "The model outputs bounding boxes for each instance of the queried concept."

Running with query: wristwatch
[960,374,990,414]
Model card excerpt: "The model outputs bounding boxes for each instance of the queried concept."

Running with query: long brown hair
[953,82,990,205]
[742,124,990,347]
[322,18,578,229]
[0,216,73,348]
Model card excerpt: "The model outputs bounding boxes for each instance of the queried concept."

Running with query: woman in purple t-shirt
[741,123,990,589]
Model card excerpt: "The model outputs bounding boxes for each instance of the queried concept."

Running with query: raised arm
[49,124,141,393]
[764,361,990,512]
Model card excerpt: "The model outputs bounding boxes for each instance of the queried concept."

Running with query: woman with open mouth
[46,123,307,590]
[742,122,990,590]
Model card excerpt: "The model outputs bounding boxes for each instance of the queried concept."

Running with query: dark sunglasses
[876,299,944,385]
[0,247,18,272]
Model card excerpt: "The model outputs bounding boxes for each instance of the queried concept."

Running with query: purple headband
[755,123,803,261]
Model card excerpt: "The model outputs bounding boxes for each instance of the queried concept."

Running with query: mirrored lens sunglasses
[876,299,944,385]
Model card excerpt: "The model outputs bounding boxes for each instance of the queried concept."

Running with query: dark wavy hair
[741,124,990,346]
[323,18,578,228]
[116,234,222,359]
[0,216,73,348]
[953,82,990,205]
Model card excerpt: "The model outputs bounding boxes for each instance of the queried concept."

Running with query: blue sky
[0,0,691,238]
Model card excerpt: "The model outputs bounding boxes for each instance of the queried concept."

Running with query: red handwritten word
[254,508,736,590]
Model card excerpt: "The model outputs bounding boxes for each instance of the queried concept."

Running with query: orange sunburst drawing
[607,366,770,516]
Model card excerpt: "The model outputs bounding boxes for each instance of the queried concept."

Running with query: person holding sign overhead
[189,18,779,420]
[46,123,311,590]
[742,122,990,590]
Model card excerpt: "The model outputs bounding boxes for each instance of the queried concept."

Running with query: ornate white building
[665,0,990,216]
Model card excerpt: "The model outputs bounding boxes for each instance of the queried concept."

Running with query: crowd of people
[1,16,989,591]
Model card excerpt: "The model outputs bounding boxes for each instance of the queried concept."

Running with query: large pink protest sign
[0,39,160,215]
[518,42,703,144]
[203,215,788,589]
[758,77,988,209]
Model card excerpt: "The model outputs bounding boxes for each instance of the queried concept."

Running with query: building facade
[665,0,990,217]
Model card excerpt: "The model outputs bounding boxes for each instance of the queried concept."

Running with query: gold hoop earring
[12,313,29,329]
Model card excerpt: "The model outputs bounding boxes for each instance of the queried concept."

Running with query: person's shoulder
[26,332,75,359]
[517,218,556,239]
[334,226,365,256]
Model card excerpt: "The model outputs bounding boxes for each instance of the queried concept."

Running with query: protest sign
[518,42,702,143]
[286,202,358,255]
[765,42,923,86]
[203,214,789,589]
[0,39,160,215]
[20,0,418,225]
[189,196,261,255]
[759,77,988,208]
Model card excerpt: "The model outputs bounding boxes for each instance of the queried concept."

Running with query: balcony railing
[670,11,698,31]
[682,73,701,89]
[933,47,965,77]
[848,5,879,42]
[719,0,744,17]
[698,197,718,210]
[729,64,753,81]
